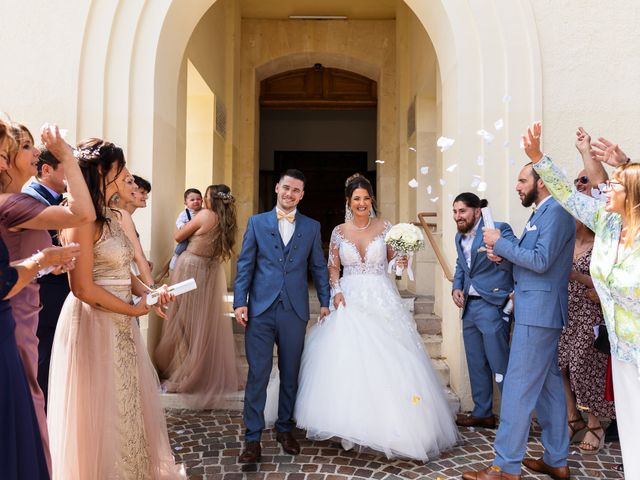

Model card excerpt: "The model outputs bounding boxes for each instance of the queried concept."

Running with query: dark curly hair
[75,138,126,227]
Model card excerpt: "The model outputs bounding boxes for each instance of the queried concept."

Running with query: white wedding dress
[293,220,460,461]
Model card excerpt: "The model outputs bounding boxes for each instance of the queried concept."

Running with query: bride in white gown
[294,174,460,461]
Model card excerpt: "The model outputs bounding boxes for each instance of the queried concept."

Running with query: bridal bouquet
[384,223,425,280]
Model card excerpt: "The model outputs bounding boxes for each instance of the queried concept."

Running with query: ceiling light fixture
[289,15,348,20]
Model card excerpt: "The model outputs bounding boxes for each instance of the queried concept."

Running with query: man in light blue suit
[234,169,330,463]
[452,193,514,429]
[463,162,575,480]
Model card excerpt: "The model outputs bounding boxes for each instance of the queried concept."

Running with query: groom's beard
[456,217,476,234]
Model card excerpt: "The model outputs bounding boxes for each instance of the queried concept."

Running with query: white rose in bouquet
[384,223,425,279]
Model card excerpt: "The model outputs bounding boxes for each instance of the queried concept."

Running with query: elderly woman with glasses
[523,122,640,478]
[555,128,615,456]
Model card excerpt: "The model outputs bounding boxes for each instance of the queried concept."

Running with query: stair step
[414,313,442,335]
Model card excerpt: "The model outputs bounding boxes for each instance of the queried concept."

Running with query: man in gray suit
[452,193,514,429]
[463,157,575,480]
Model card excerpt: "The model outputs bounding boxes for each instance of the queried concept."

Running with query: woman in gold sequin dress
[48,139,184,479]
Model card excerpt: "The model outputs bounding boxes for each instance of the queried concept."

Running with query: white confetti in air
[427,185,432,194]
[439,178,446,186]
[408,178,419,188]
[430,197,439,203]
[447,193,454,202]
[375,159,385,164]
[509,158,515,166]
[476,156,485,166]
[503,141,510,148]
[519,138,525,149]
[478,129,495,144]
[409,147,417,152]
[495,373,504,383]
[477,181,487,192]
[494,119,504,131]
[436,136,455,152]
[59,129,68,139]
[420,166,429,175]
[503,94,512,103]
[471,178,481,188]
[446,164,458,172]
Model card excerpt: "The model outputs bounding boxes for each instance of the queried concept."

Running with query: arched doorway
[258,65,377,246]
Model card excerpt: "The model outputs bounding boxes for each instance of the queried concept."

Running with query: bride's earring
[344,202,353,222]
[109,192,120,207]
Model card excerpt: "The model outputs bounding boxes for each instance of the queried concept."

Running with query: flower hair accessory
[73,146,102,160]
[214,191,233,201]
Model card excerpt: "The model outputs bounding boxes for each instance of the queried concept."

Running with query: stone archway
[76,0,542,404]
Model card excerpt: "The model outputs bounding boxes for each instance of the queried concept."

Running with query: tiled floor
[166,409,624,479]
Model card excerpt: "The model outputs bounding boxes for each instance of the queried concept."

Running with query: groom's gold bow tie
[277,211,295,223]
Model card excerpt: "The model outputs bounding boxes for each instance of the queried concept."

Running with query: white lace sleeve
[328,226,342,295]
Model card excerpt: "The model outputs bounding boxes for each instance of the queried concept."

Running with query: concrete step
[414,313,442,335]
[413,295,435,315]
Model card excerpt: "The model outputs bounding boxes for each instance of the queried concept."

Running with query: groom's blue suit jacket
[233,208,330,321]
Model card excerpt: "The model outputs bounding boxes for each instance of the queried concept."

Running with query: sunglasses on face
[573,175,589,186]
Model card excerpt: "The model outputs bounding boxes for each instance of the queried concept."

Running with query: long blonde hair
[205,184,237,261]
[613,163,640,247]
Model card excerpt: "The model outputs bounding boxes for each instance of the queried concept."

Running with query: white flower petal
[375,159,385,164]
[447,193,454,202]
[495,373,504,383]
[509,158,516,166]
[446,163,458,172]
[436,136,455,152]
[408,178,419,188]
[427,185,432,194]
[503,94,512,103]
[409,147,417,152]
[477,129,495,144]
[476,155,485,166]
[494,119,504,131]
[471,178,481,188]
[519,138,525,149]
[420,166,429,175]
[503,140,510,148]
[430,197,439,203]
[439,178,446,186]
[477,181,488,192]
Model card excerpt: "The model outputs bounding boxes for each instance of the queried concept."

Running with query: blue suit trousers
[493,324,568,475]
[243,300,307,441]
[462,298,510,418]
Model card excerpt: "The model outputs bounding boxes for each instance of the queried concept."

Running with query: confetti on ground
[420,166,429,175]
[476,155,484,166]
[477,181,487,192]
[494,119,504,131]
[408,178,419,188]
[437,136,455,152]
[409,147,417,152]
[439,178,446,186]
[477,129,495,144]
[375,159,385,164]
[446,163,458,172]
[430,197,439,203]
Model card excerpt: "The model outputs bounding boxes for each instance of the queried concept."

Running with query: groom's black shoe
[239,441,261,463]
[276,431,300,455]
[456,413,496,429]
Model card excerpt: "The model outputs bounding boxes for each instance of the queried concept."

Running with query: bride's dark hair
[345,173,378,216]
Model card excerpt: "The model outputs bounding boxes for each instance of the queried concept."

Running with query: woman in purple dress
[0,122,95,473]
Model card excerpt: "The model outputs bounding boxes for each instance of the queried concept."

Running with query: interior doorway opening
[258,65,378,248]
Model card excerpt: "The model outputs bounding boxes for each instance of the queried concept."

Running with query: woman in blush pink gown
[155,184,239,409]
[47,138,184,479]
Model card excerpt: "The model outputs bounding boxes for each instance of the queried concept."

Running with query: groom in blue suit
[234,169,330,463]
[452,193,514,429]
[463,160,575,480]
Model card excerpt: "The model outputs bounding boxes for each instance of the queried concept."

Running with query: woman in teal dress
[523,122,640,478]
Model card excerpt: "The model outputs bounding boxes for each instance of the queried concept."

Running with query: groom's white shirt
[277,207,296,246]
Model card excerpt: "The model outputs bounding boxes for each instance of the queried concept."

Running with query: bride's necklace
[351,218,371,230]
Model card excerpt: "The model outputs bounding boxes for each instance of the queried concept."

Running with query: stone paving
[165,409,624,479]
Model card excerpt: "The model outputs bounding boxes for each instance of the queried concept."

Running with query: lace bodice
[328,220,392,294]
[93,211,135,283]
